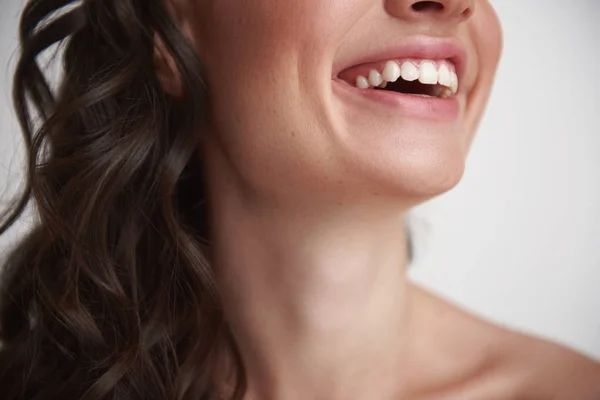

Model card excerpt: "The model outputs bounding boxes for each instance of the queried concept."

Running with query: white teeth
[418,61,438,85]
[400,62,419,82]
[356,76,369,89]
[352,60,459,96]
[382,61,401,83]
[368,69,383,87]
[437,64,451,87]
[450,71,458,93]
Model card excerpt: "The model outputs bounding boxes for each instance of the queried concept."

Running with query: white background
[1,1,599,359]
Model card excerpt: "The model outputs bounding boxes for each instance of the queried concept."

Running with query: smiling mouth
[338,59,458,99]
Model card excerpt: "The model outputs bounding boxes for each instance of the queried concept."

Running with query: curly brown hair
[0,0,247,398]
[1,1,417,399]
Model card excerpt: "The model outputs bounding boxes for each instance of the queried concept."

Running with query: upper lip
[333,35,468,86]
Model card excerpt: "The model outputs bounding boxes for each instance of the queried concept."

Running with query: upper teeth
[356,60,459,95]
[368,69,384,87]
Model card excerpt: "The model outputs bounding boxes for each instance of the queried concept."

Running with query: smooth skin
[155,0,600,398]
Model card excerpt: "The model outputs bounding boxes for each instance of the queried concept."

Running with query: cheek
[190,1,353,192]
[189,0,335,130]
[475,1,503,71]
[461,0,503,144]
[194,0,339,70]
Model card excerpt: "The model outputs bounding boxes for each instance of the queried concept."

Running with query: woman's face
[177,0,502,204]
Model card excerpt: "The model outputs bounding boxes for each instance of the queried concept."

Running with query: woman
[1,0,598,399]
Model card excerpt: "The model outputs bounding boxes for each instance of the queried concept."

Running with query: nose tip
[387,0,474,23]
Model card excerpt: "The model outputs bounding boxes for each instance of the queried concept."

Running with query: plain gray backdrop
[1,1,600,359]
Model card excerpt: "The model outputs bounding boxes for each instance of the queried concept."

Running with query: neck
[209,186,415,399]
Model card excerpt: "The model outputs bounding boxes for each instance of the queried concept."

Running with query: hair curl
[1,1,416,399]
[0,0,246,398]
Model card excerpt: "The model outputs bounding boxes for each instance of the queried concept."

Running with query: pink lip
[333,36,468,86]
[332,79,461,121]
[331,36,467,121]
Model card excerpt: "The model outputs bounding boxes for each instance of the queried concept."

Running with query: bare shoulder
[411,285,600,399]
[454,301,600,398]
[507,331,600,399]
[458,302,600,398]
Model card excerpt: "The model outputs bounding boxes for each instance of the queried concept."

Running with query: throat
[218,242,412,400]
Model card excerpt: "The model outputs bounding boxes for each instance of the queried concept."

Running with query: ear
[154,33,183,98]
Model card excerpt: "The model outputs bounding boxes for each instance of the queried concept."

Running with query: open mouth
[337,59,458,99]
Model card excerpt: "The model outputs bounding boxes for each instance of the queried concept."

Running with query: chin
[354,142,468,203]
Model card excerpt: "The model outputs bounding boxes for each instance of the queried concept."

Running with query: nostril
[460,7,473,18]
[411,1,444,12]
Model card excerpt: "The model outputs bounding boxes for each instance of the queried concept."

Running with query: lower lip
[332,79,460,121]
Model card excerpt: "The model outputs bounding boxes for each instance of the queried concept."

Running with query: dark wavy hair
[0,0,248,398]
[0,1,415,399]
